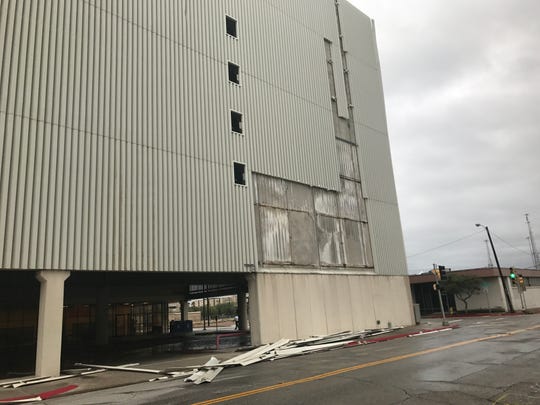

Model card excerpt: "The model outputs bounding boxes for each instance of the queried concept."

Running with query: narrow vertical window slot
[226,16,237,38]
[234,162,246,186]
[228,62,240,84]
[231,111,243,134]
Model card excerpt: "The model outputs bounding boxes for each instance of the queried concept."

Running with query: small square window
[231,110,243,134]
[228,62,240,84]
[226,16,237,38]
[234,162,246,185]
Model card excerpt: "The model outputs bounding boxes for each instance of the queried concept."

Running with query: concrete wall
[249,271,415,345]
[509,285,540,311]
[453,278,507,312]
[453,277,540,312]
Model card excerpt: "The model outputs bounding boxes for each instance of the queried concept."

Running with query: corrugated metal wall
[0,0,407,276]
[0,0,346,272]
[338,2,408,276]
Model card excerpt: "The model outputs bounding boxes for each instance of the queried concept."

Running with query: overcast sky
[348,0,540,273]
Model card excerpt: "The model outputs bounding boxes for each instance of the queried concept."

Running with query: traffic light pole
[484,226,515,313]
[433,264,449,326]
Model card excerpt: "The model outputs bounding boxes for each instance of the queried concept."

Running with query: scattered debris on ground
[1,369,106,389]
[1,325,459,393]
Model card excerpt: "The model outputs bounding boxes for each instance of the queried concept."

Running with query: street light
[475,224,514,313]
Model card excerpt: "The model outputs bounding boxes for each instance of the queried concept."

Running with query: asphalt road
[46,314,540,405]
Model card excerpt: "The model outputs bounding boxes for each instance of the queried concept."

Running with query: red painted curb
[345,325,459,347]
[0,384,77,403]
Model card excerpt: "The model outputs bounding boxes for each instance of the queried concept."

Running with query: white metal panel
[338,2,378,69]
[355,124,398,205]
[347,58,389,134]
[365,200,407,276]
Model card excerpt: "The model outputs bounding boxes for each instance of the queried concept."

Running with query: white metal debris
[74,363,166,375]
[16,327,404,387]
[2,369,106,389]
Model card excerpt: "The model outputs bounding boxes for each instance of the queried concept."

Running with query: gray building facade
[0,0,414,376]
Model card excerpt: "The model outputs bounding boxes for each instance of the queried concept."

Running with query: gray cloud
[349,0,540,272]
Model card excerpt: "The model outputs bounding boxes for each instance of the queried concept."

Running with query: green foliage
[441,274,482,313]
[189,302,237,319]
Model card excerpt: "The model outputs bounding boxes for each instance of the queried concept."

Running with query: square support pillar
[35,270,70,377]
[237,291,249,331]
[180,301,189,321]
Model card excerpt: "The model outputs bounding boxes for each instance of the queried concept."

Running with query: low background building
[410,268,540,314]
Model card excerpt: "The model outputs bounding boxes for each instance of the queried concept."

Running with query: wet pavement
[2,314,540,404]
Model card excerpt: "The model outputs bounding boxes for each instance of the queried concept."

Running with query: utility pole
[527,237,534,267]
[525,214,540,269]
[476,224,515,313]
[484,239,493,268]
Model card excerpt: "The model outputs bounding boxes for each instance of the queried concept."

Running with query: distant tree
[442,275,482,313]
[190,303,237,319]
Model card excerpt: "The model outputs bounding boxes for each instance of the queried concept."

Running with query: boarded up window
[259,207,291,264]
[316,215,343,266]
[289,211,318,266]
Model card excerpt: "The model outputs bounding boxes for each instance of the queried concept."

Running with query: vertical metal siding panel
[38,124,52,269]
[34,3,51,268]
[39,0,56,268]
[366,200,407,276]
[0,0,11,109]
[171,1,180,271]
[67,1,82,270]
[13,1,34,268]
[7,0,23,116]
[164,0,172,271]
[0,2,12,264]
[51,0,66,269]
[108,6,117,271]
[0,1,20,267]
[160,7,167,271]
[79,3,93,270]
[104,6,113,270]
[121,2,129,271]
[0,111,7,266]
[61,0,75,268]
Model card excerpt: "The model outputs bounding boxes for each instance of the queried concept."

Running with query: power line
[491,232,532,257]
[406,230,484,258]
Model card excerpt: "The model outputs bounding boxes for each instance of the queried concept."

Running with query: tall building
[0,0,414,377]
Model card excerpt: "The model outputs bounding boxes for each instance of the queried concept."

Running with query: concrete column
[237,291,249,331]
[35,271,70,377]
[95,286,109,346]
[247,275,261,345]
[180,301,189,321]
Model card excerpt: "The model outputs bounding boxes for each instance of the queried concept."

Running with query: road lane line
[192,324,540,405]
[492,393,508,404]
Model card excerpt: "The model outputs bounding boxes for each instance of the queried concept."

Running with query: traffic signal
[438,265,447,281]
[432,268,441,280]
[432,283,439,291]
[518,275,526,291]
[509,268,516,285]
